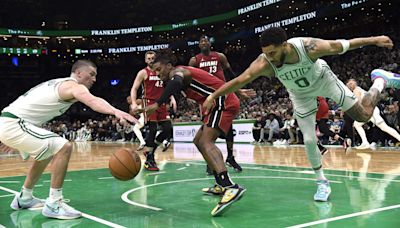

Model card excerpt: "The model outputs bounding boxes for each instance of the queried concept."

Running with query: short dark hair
[71,60,96,73]
[199,35,209,41]
[154,49,177,66]
[260,27,288,47]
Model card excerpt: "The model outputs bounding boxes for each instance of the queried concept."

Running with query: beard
[276,52,286,68]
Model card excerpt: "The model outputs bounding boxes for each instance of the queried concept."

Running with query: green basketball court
[1,160,400,227]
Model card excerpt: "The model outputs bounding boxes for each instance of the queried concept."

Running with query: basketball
[109,148,141,181]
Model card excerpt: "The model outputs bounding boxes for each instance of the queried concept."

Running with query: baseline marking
[287,204,400,228]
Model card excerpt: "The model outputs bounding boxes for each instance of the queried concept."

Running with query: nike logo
[46,204,59,213]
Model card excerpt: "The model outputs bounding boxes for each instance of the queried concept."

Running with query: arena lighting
[18,35,50,39]
[56,36,84,39]
[110,79,120,86]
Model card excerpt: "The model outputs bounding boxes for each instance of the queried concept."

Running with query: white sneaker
[42,198,81,220]
[10,195,45,210]
[356,143,370,150]
[137,143,146,151]
[314,180,331,202]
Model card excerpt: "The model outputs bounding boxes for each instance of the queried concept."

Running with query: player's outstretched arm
[203,55,272,114]
[60,81,137,123]
[304,36,393,61]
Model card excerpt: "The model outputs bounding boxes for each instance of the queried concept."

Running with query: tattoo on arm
[304,38,317,53]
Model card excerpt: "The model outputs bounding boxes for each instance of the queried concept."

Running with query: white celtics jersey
[2,77,77,126]
[263,37,329,92]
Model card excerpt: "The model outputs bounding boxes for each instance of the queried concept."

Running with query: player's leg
[348,69,400,122]
[296,113,331,201]
[290,94,331,202]
[0,118,80,219]
[156,120,172,152]
[196,125,245,216]
[133,114,146,150]
[143,120,159,171]
[372,107,400,143]
[353,121,370,149]
[225,125,242,172]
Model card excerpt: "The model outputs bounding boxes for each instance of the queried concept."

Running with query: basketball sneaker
[356,143,370,150]
[144,161,159,171]
[202,184,225,196]
[342,138,352,153]
[211,184,246,216]
[371,69,400,89]
[314,180,331,202]
[317,141,328,155]
[137,143,146,151]
[225,156,242,172]
[42,198,81,220]
[10,194,45,210]
[162,140,171,152]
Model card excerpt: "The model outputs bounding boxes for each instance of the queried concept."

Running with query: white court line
[98,177,114,180]
[43,179,72,183]
[146,171,166,176]
[0,193,15,198]
[121,176,341,211]
[0,185,126,228]
[0,186,18,194]
[177,167,187,171]
[175,161,400,183]
[287,204,400,228]
[0,181,20,184]
[35,184,43,187]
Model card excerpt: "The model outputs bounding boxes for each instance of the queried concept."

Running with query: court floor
[1,142,400,227]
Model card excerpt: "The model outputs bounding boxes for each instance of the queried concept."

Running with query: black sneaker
[318,141,328,155]
[162,140,171,152]
[202,184,225,196]
[211,184,246,216]
[225,156,242,172]
[144,161,159,171]
[206,165,213,176]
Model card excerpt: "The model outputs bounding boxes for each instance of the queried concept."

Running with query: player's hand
[203,96,215,115]
[114,110,138,124]
[137,103,159,116]
[237,89,257,99]
[130,103,138,112]
[374,36,393,49]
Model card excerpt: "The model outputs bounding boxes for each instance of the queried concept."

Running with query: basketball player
[203,27,395,202]
[127,96,146,149]
[140,49,253,216]
[0,60,136,219]
[346,78,400,149]
[316,97,350,154]
[130,51,176,171]
[189,35,242,174]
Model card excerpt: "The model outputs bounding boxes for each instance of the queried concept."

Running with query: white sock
[49,188,63,202]
[20,186,33,200]
[315,169,326,180]
[371,78,386,93]
[133,125,146,145]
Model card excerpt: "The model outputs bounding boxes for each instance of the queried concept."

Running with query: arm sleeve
[156,76,184,105]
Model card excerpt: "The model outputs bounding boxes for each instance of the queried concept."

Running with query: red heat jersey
[316,96,330,121]
[178,66,226,105]
[142,67,164,100]
[194,51,225,81]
